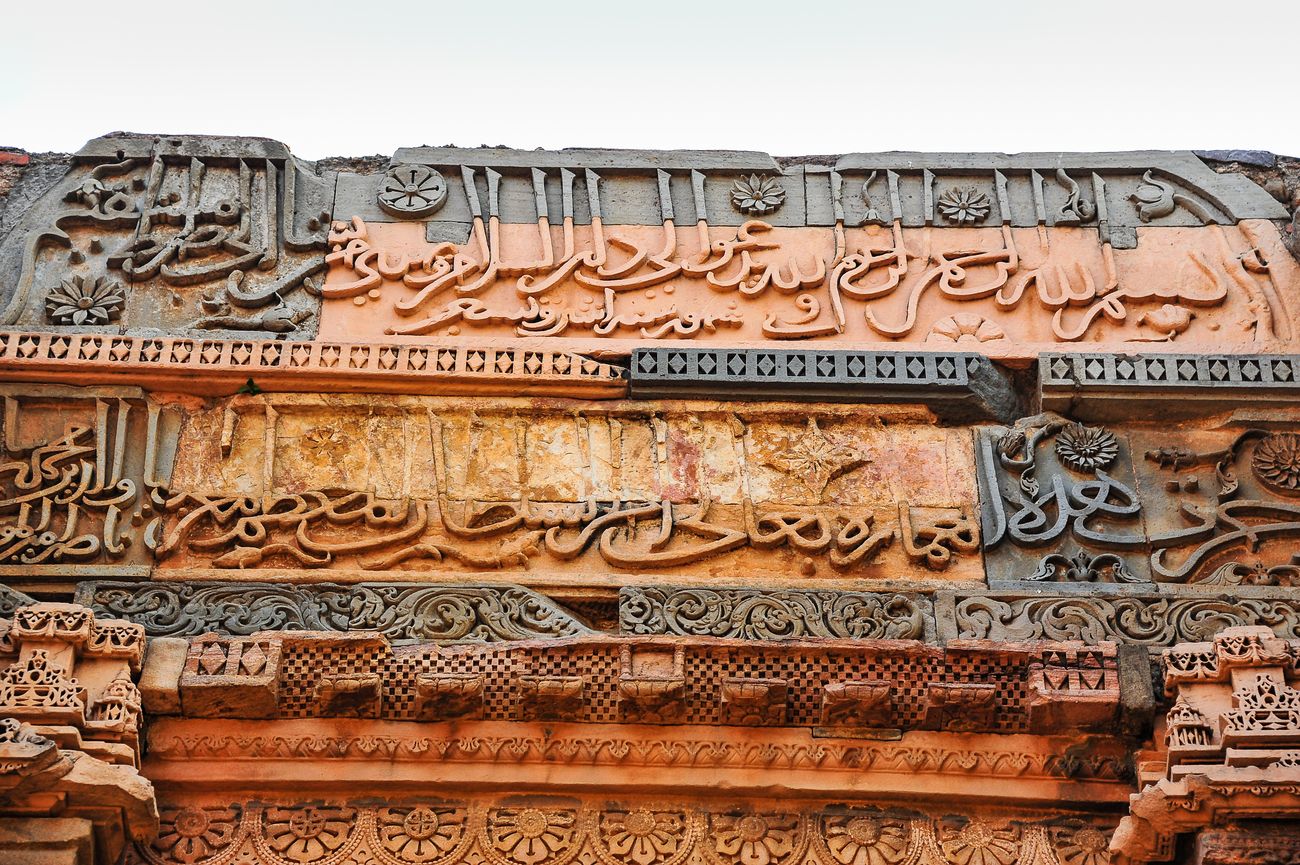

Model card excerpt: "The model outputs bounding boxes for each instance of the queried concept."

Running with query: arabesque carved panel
[977,412,1300,586]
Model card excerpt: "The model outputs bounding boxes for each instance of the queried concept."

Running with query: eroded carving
[154,396,974,581]
[0,135,332,336]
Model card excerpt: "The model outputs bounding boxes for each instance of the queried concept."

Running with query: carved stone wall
[4,134,1300,864]
[0,135,331,339]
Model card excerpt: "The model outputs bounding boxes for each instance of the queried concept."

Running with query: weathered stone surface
[0,134,331,340]
[156,393,979,585]
[137,637,186,715]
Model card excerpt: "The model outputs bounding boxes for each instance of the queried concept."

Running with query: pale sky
[3,0,1296,161]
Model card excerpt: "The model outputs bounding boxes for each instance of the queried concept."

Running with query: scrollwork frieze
[76,581,590,643]
[618,586,932,641]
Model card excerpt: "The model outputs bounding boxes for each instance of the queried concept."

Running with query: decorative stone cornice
[629,348,1021,421]
[1040,353,1300,420]
[159,631,1123,737]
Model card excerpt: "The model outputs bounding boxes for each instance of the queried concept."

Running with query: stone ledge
[629,347,1022,422]
[0,331,628,398]
[1040,353,1300,419]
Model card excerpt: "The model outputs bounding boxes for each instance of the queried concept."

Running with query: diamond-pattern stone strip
[1041,354,1300,387]
[1040,353,1300,418]
[631,348,1020,422]
[0,330,627,398]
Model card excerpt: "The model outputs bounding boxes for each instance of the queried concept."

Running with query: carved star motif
[763,418,871,500]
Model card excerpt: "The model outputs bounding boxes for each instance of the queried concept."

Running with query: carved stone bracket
[1111,627,1300,864]
[0,603,156,865]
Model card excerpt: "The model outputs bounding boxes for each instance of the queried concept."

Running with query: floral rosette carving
[1252,433,1300,495]
[254,805,360,865]
[938,819,1021,865]
[592,808,696,865]
[377,164,448,218]
[705,812,807,865]
[369,804,473,865]
[814,812,911,865]
[1054,424,1118,472]
[482,806,583,865]
[730,174,786,215]
[44,274,125,325]
[142,806,246,865]
[1049,821,1112,865]
[937,187,991,225]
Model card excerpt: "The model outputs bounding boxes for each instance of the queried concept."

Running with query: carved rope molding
[0,330,628,397]
[75,581,592,643]
[131,798,1119,865]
